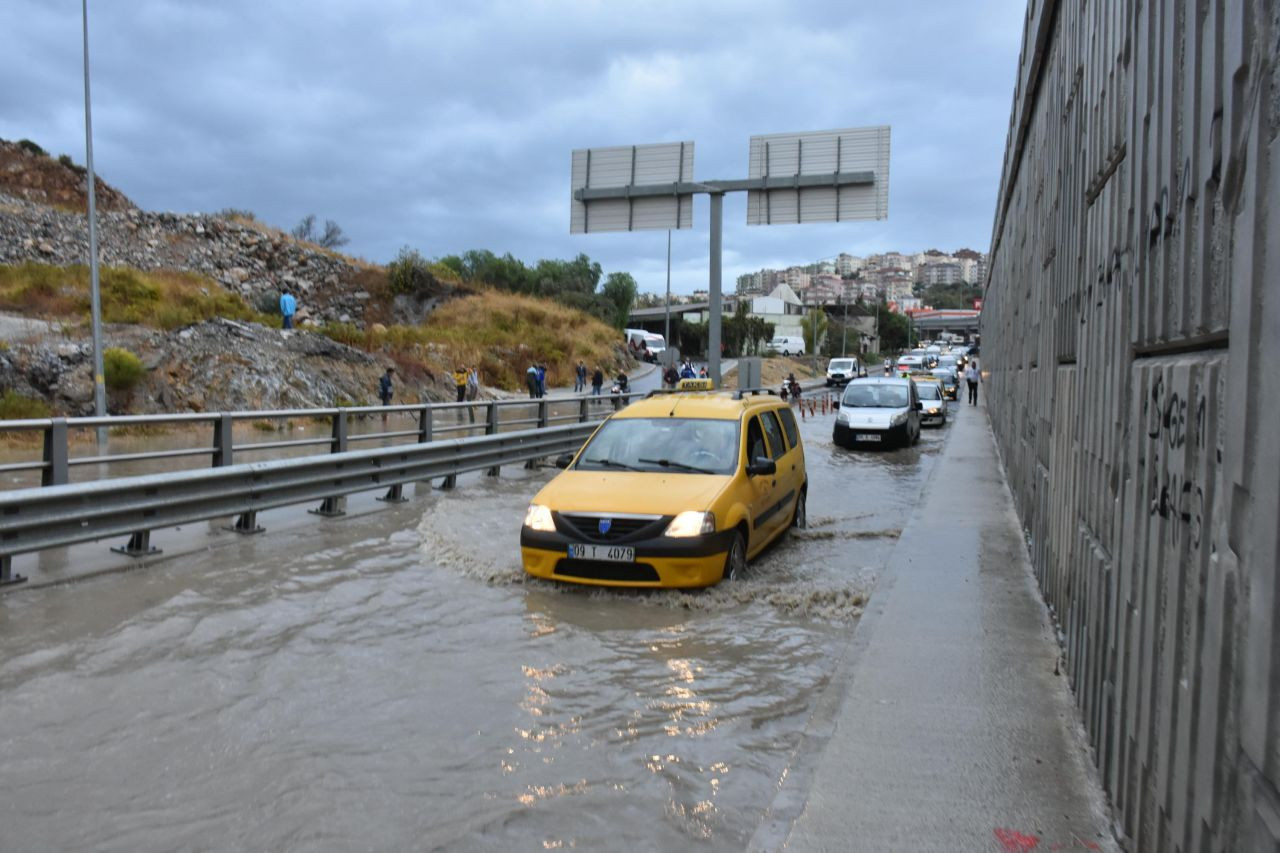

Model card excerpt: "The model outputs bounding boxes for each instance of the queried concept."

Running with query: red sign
[973,298,983,310]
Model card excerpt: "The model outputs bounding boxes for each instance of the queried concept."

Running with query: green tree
[600,271,637,329]
[799,307,828,355]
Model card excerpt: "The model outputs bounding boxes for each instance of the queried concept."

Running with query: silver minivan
[832,377,921,448]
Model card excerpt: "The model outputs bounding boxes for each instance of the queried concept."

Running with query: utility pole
[663,229,671,354]
[82,0,107,444]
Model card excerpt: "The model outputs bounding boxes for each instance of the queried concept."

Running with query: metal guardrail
[0,392,644,586]
[0,393,641,488]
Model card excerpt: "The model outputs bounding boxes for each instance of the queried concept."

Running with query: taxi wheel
[791,489,807,529]
[723,531,747,581]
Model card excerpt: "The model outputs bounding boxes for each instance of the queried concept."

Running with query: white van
[769,336,807,356]
[623,328,666,363]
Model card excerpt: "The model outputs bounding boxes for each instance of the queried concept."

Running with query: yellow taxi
[520,388,807,588]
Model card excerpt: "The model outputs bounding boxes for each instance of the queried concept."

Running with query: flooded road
[0,406,962,850]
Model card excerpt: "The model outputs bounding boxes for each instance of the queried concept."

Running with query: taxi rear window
[777,407,800,448]
[759,410,787,460]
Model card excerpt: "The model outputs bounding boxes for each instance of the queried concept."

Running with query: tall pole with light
[82,0,107,438]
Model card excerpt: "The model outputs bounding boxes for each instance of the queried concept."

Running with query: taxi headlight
[523,504,555,532]
[664,511,715,538]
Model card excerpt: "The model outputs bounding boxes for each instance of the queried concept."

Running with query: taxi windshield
[842,384,909,408]
[575,417,740,475]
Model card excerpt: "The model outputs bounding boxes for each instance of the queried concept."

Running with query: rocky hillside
[0,317,429,414]
[0,138,136,212]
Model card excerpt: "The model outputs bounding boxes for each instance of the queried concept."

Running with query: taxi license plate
[855,433,882,442]
[567,544,635,562]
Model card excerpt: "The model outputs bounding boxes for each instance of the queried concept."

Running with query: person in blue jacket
[279,289,297,329]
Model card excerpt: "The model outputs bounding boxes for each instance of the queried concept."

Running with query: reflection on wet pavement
[0,409,951,849]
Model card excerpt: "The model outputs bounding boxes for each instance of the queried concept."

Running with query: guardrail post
[111,530,160,559]
[377,483,407,503]
[212,412,233,468]
[41,418,69,487]
[579,396,589,423]
[486,402,501,477]
[310,410,348,516]
[0,555,26,587]
[525,401,550,469]
[418,406,433,443]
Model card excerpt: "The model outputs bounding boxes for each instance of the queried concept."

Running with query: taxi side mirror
[555,452,574,469]
[747,457,776,477]
[916,402,924,411]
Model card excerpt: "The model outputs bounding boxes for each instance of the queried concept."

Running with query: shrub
[0,390,50,420]
[103,347,144,392]
[17,139,47,157]
[388,246,435,296]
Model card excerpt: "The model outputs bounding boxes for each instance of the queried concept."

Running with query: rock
[370,323,387,334]
[36,240,54,254]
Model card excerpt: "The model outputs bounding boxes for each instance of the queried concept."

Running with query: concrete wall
[982,2,1280,850]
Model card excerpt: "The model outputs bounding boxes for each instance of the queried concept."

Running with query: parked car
[833,377,921,448]
[825,357,861,386]
[769,336,807,356]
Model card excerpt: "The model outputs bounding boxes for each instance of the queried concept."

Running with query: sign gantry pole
[570,128,889,390]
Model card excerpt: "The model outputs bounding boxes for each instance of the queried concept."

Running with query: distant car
[913,378,948,426]
[833,377,921,448]
[931,367,959,400]
[896,355,926,374]
[769,335,807,356]
[937,355,960,374]
[825,357,860,386]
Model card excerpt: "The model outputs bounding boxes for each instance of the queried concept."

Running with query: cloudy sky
[1,0,1026,294]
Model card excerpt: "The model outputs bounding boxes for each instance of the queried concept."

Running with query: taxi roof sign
[677,377,715,392]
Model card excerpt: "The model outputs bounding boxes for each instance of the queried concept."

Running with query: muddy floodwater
[0,409,958,850]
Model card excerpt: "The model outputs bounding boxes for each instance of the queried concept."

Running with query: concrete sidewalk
[755,399,1117,852]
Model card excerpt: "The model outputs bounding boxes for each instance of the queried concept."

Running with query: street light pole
[664,229,671,357]
[82,0,107,442]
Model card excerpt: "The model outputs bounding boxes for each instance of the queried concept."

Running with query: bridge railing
[0,392,643,586]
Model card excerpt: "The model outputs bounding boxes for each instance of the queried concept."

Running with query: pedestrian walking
[452,366,468,403]
[591,367,604,396]
[526,364,539,398]
[965,362,980,405]
[378,366,394,423]
[574,360,587,393]
[279,289,297,330]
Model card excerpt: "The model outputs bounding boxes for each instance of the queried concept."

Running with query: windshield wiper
[637,457,718,474]
[579,457,642,471]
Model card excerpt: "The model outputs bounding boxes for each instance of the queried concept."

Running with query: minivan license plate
[567,544,635,562]
[855,433,882,442]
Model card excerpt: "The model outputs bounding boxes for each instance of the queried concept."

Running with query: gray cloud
[0,0,1025,291]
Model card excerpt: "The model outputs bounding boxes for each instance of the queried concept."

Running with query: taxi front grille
[555,559,660,583]
[556,514,666,543]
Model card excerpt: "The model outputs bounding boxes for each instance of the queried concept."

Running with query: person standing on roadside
[466,365,480,401]
[663,364,679,389]
[591,367,604,396]
[574,360,587,393]
[378,366,394,423]
[526,364,539,398]
[279,289,297,330]
[965,361,980,405]
[452,366,468,403]
[536,364,547,398]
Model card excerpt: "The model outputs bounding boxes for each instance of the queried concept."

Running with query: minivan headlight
[836,410,849,425]
[523,504,555,532]
[890,411,908,426]
[664,511,715,538]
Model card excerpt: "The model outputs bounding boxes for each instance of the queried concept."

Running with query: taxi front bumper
[520,527,736,588]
